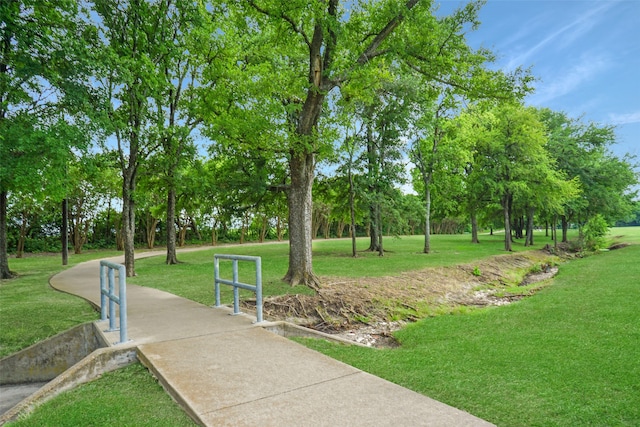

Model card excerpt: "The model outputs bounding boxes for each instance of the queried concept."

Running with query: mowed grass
[8,363,196,427]
[0,251,120,358]
[3,228,637,426]
[299,227,640,426]
[131,231,555,306]
[1,230,546,356]
[1,251,196,426]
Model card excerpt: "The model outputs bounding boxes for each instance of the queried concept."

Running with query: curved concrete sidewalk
[50,250,494,426]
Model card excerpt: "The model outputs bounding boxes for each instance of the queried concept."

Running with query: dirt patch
[608,242,630,250]
[519,265,559,286]
[246,250,561,348]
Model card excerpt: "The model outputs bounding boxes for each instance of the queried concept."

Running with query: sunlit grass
[8,363,196,427]
[131,231,558,306]
[0,251,120,358]
[4,227,638,426]
[299,228,640,426]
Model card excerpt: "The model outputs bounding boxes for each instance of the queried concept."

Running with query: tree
[412,108,473,246]
[472,103,555,251]
[540,109,638,241]
[411,97,450,253]
[0,0,94,278]
[237,0,520,286]
[93,0,177,276]
[358,81,411,255]
[409,40,533,252]
[148,1,212,264]
[66,153,111,254]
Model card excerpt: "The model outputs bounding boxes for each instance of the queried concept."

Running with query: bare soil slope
[249,249,561,347]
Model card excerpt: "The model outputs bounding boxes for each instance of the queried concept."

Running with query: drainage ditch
[0,322,136,425]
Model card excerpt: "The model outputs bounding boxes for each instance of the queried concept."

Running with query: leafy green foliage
[1,0,97,277]
[540,109,638,226]
[582,214,609,251]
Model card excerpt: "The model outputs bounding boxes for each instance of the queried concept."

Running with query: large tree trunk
[561,215,569,243]
[525,206,535,246]
[275,0,418,287]
[62,199,68,266]
[166,185,178,264]
[502,194,513,251]
[283,151,319,289]
[282,17,327,288]
[0,191,12,279]
[423,184,431,254]
[470,206,480,244]
[122,171,136,277]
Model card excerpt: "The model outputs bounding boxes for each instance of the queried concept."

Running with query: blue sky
[436,0,640,160]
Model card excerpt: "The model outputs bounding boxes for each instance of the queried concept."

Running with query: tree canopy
[2,0,637,283]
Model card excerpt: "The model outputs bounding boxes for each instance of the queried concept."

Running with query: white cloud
[529,54,610,105]
[609,111,640,125]
[505,2,615,71]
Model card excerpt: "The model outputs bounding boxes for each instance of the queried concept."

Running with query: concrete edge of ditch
[260,320,369,348]
[0,322,137,426]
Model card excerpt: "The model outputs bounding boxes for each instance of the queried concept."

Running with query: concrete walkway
[50,251,494,426]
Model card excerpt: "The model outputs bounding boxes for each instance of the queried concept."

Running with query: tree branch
[356,0,421,65]
[247,1,311,47]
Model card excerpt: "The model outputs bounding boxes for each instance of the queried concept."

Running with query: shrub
[582,214,609,251]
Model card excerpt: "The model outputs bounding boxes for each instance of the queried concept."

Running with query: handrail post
[232,259,239,314]
[108,267,116,332]
[255,257,263,323]
[99,260,129,344]
[118,264,128,343]
[100,264,107,321]
[214,256,221,307]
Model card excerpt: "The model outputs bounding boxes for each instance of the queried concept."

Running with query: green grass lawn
[7,363,196,426]
[3,228,638,426]
[0,251,121,358]
[1,251,197,426]
[299,228,640,426]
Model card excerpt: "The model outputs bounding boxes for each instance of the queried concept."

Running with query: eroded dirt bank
[247,249,562,347]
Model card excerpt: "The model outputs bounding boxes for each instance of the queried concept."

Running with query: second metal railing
[214,254,263,323]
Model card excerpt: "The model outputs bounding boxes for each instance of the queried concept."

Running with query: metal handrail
[99,260,128,344]
[214,254,263,323]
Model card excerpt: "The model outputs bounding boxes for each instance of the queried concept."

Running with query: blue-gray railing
[214,254,263,323]
[99,260,128,344]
